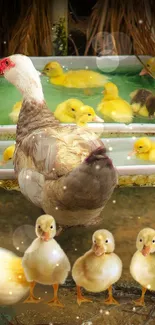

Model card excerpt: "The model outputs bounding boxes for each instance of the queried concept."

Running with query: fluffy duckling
[22,214,71,307]
[0,144,15,166]
[97,82,133,123]
[130,137,155,161]
[130,228,155,306]
[130,89,155,118]
[9,101,22,123]
[0,248,29,305]
[72,229,122,306]
[42,61,109,88]
[139,57,155,77]
[54,98,84,123]
[75,105,103,126]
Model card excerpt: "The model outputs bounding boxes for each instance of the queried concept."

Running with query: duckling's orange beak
[141,245,151,256]
[92,243,105,256]
[0,160,6,166]
[139,68,149,76]
[42,232,50,242]
[128,149,136,157]
[93,116,104,122]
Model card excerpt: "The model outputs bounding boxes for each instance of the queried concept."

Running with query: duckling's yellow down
[97,82,133,123]
[133,137,155,161]
[0,144,15,166]
[9,101,22,123]
[43,61,109,88]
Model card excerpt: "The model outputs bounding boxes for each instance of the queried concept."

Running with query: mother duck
[0,55,117,228]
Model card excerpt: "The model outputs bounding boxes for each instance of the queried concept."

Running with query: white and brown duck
[0,54,117,229]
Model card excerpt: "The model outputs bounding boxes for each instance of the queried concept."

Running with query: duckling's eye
[139,238,143,242]
[94,240,96,243]
[50,225,53,229]
[139,146,143,149]
[105,239,108,243]
[38,225,41,229]
[71,108,75,111]
[88,113,92,116]
[152,240,155,243]
[46,68,49,71]
[147,64,150,67]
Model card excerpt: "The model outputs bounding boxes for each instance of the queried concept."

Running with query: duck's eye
[38,225,41,229]
[94,240,96,243]
[5,60,9,66]
[139,146,143,149]
[71,108,75,111]
[152,239,155,243]
[105,239,108,243]
[88,113,91,116]
[139,238,143,242]
[50,225,53,229]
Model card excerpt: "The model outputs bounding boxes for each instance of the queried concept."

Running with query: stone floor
[0,186,155,324]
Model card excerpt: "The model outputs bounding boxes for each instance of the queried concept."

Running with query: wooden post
[51,0,68,55]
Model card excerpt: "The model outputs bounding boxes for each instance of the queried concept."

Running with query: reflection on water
[0,186,155,324]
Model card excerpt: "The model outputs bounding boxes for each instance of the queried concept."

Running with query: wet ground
[0,186,155,324]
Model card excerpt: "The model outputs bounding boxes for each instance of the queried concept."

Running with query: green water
[0,70,155,125]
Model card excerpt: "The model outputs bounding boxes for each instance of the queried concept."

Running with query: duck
[130,137,155,161]
[54,99,103,125]
[9,101,22,123]
[0,247,29,305]
[130,89,155,118]
[72,229,122,306]
[0,54,117,228]
[22,214,71,307]
[97,82,133,123]
[130,228,155,306]
[42,61,109,88]
[0,144,15,166]
[139,57,155,77]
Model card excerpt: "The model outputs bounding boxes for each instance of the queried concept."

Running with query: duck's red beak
[0,57,15,75]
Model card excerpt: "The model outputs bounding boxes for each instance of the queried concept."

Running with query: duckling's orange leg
[134,287,147,306]
[76,285,92,306]
[104,286,119,305]
[23,281,42,303]
[47,284,64,308]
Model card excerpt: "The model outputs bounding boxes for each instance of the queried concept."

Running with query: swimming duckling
[130,89,155,118]
[42,61,109,88]
[130,137,155,161]
[139,57,155,77]
[97,82,133,123]
[75,105,103,127]
[72,229,122,306]
[9,101,22,123]
[130,228,155,306]
[0,145,15,166]
[22,214,71,307]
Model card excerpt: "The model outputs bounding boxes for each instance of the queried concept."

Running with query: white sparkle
[55,206,59,210]
[132,136,136,140]
[106,139,110,143]
[139,19,143,24]
[96,165,100,170]
[45,291,47,294]
[99,309,103,314]
[133,307,136,311]
[129,126,133,130]
[76,316,80,319]
[39,297,41,300]
[75,248,77,251]
[18,275,22,279]
[62,65,65,68]
[49,323,53,325]
[85,66,89,69]
[112,200,116,204]
[26,175,29,179]
[9,291,12,295]
[105,310,110,315]
[108,147,113,151]
[147,284,151,289]
[32,136,35,139]
[127,156,131,160]
[56,263,59,266]
[9,277,12,280]
[63,186,67,190]
[52,168,55,171]
[3,41,6,44]
[16,247,19,250]
[21,241,24,244]
[138,216,141,219]
[112,111,116,116]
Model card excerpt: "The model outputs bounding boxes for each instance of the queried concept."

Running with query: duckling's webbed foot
[47,284,64,308]
[104,286,119,305]
[76,285,92,306]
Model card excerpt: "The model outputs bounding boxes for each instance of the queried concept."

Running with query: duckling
[75,105,103,127]
[97,82,133,123]
[130,89,155,118]
[130,228,155,306]
[42,61,109,88]
[139,57,155,77]
[0,144,15,166]
[0,248,29,305]
[22,214,71,307]
[9,101,22,123]
[130,137,155,161]
[54,98,84,123]
[72,229,122,306]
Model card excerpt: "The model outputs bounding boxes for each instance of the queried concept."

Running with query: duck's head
[42,61,63,77]
[36,214,56,242]
[136,228,155,256]
[133,137,152,155]
[76,105,104,126]
[65,98,84,119]
[140,57,155,76]
[0,144,15,166]
[92,229,115,257]
[103,82,119,100]
[0,54,43,102]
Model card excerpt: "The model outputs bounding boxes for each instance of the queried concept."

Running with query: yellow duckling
[72,229,122,306]
[0,248,29,305]
[0,144,15,166]
[97,82,133,123]
[22,214,71,307]
[140,57,155,77]
[130,89,155,118]
[54,98,84,123]
[76,105,103,126]
[130,228,155,306]
[42,61,109,88]
[130,137,155,161]
[9,101,22,123]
